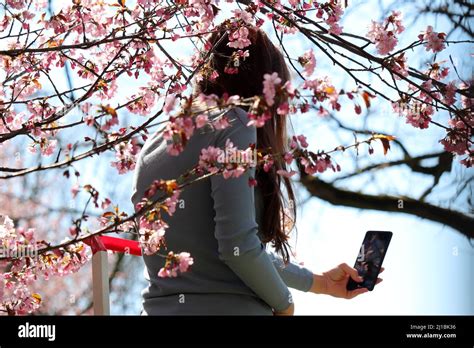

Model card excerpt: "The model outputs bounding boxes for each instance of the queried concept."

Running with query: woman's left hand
[310,263,384,299]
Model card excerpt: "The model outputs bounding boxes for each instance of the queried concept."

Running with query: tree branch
[299,170,474,238]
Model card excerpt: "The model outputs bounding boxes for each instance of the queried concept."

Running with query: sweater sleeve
[266,249,314,292]
[210,107,293,312]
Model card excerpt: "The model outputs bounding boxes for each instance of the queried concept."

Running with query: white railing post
[92,250,110,315]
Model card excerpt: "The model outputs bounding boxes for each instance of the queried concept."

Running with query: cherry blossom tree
[0,142,140,314]
[296,0,473,236]
[0,0,472,314]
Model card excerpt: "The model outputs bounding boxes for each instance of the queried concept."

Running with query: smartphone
[346,231,392,291]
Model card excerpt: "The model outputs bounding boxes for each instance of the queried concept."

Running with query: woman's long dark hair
[194,25,297,263]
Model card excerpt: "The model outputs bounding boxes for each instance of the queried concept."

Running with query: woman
[131,25,380,315]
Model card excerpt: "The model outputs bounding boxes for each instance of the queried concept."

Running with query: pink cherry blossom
[325,2,344,35]
[210,70,219,81]
[388,11,405,34]
[366,11,404,55]
[0,216,90,315]
[300,157,317,175]
[158,267,176,278]
[127,87,158,116]
[405,109,432,129]
[6,0,26,10]
[228,26,252,49]
[27,138,58,157]
[199,146,223,174]
[393,101,432,129]
[212,116,231,130]
[301,76,339,110]
[300,155,335,174]
[198,139,254,178]
[248,177,258,187]
[439,116,472,157]
[195,114,209,128]
[367,21,398,55]
[263,72,282,106]
[296,134,309,148]
[389,53,409,80]
[163,116,195,156]
[177,252,194,272]
[290,138,298,149]
[110,139,140,174]
[439,132,468,156]
[40,138,57,156]
[84,115,95,126]
[146,229,165,255]
[163,94,177,114]
[231,9,253,24]
[221,139,255,179]
[158,251,194,278]
[288,0,300,8]
[277,102,290,116]
[418,26,446,53]
[299,49,316,77]
[283,81,296,97]
[283,152,294,165]
[164,190,181,216]
[224,66,239,74]
[0,16,11,31]
[443,81,457,105]
[263,154,274,172]
[313,1,345,35]
[247,111,272,128]
[101,198,112,210]
[139,219,167,256]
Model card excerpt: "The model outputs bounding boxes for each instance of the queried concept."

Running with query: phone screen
[347,231,392,291]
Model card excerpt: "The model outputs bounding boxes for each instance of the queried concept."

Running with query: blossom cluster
[134,180,181,257]
[366,11,404,55]
[110,138,141,174]
[0,216,90,315]
[198,139,256,178]
[158,251,194,278]
[134,179,195,277]
[393,77,472,165]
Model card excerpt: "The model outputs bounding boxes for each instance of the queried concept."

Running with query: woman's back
[131,106,291,315]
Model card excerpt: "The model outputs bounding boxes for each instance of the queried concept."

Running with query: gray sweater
[131,106,314,315]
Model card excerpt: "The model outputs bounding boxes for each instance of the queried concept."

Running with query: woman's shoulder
[191,98,250,127]
[212,106,256,147]
[227,106,251,126]
[225,106,252,129]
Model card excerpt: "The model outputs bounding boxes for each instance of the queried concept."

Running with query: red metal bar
[88,236,141,315]
[99,236,142,256]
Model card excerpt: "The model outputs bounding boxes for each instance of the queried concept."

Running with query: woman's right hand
[273,302,295,316]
